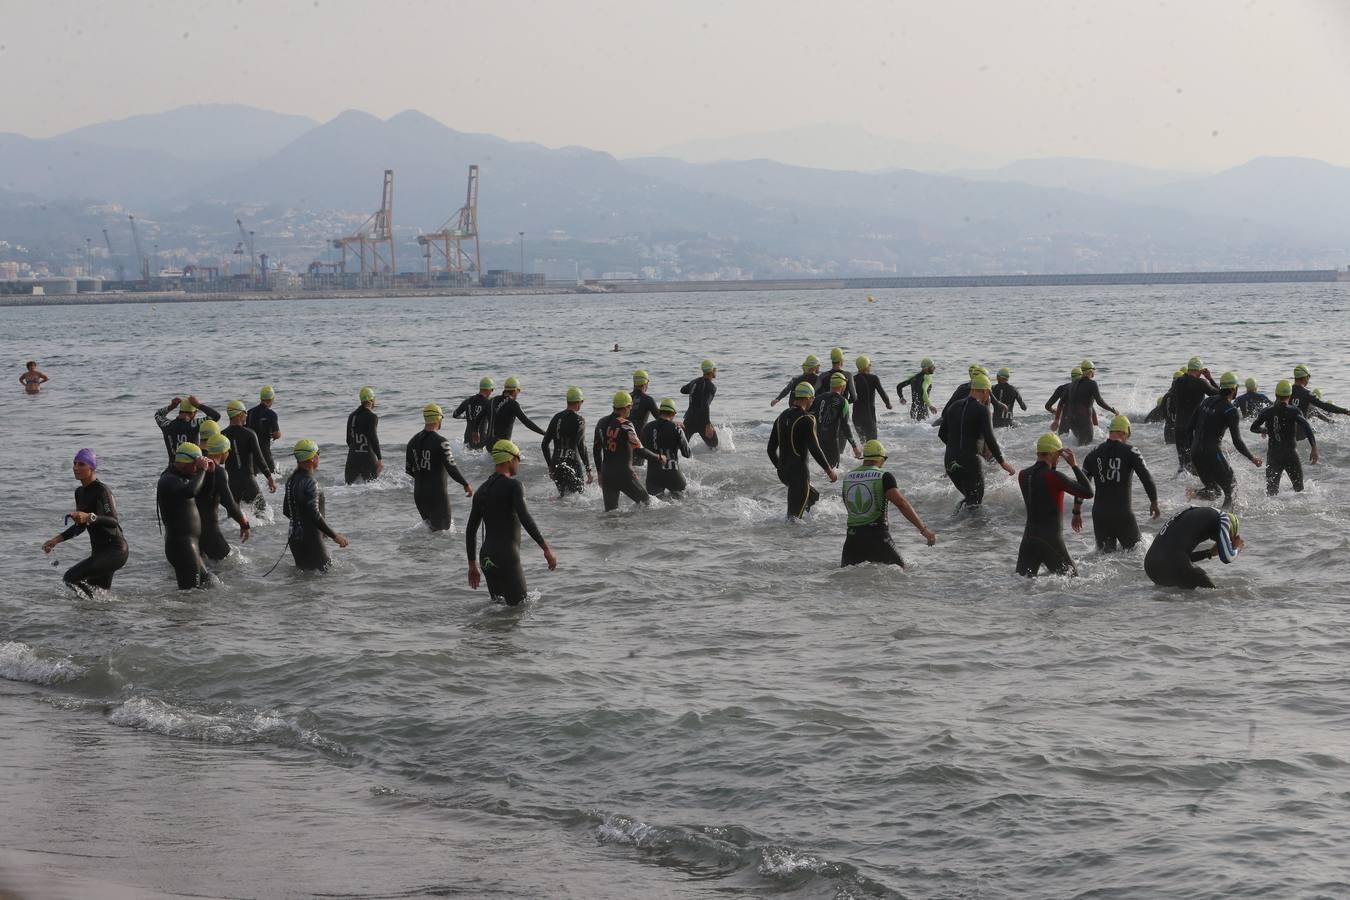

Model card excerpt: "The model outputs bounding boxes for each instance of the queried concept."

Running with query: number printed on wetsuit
[605,427,620,453]
[418,449,432,471]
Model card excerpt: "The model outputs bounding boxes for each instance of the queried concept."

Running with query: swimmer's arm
[517,407,547,436]
[465,503,482,562]
[1132,448,1159,506]
[512,481,547,548]
[197,403,222,422]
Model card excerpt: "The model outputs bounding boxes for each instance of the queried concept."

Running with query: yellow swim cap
[422,403,444,423]
[205,434,231,455]
[1036,432,1063,454]
[293,439,319,462]
[491,439,521,464]
[175,442,203,462]
[198,419,221,439]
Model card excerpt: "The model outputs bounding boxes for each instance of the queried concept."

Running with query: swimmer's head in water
[1036,432,1063,454]
[197,419,221,440]
[479,377,494,391]
[1276,379,1293,398]
[504,376,521,391]
[226,399,247,418]
[1219,371,1239,390]
[292,439,319,462]
[658,397,677,414]
[830,372,847,387]
[632,370,649,386]
[491,439,521,464]
[921,357,935,370]
[1108,414,1131,436]
[422,403,444,423]
[565,386,584,404]
[205,434,231,456]
[1293,363,1310,380]
[260,385,276,401]
[612,390,633,409]
[862,439,887,461]
[1070,367,1082,380]
[970,373,992,391]
[802,354,820,372]
[73,448,98,470]
[794,381,816,400]
[701,359,716,374]
[175,442,203,463]
[829,347,844,363]
[997,367,1011,379]
[359,386,376,404]
[855,355,870,372]
[1187,356,1204,372]
[178,398,196,414]
[1245,377,1258,391]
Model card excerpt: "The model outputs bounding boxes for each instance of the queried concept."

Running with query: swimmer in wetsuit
[41,448,128,596]
[1045,367,1082,435]
[811,371,862,468]
[680,359,719,448]
[155,442,213,589]
[1233,378,1270,418]
[197,434,250,561]
[896,357,938,421]
[991,368,1027,428]
[345,386,384,484]
[937,372,1016,510]
[641,397,691,498]
[814,348,857,405]
[1059,359,1116,446]
[406,404,473,530]
[154,395,222,462]
[1250,379,1319,495]
[283,439,350,571]
[628,370,661,435]
[19,360,49,394]
[1015,432,1093,577]
[851,355,892,443]
[1081,415,1159,552]
[772,355,821,408]
[1182,372,1262,508]
[484,376,547,445]
[452,378,495,451]
[1144,507,1242,589]
[541,387,593,496]
[247,385,282,475]
[767,381,838,519]
[1168,357,1219,470]
[466,439,558,605]
[593,390,665,511]
[943,366,1008,420]
[223,399,276,509]
[1289,364,1349,424]
[839,439,935,567]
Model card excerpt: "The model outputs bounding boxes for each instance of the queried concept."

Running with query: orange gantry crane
[417,165,480,287]
[333,169,395,286]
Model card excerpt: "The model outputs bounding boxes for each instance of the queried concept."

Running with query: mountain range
[0,105,1346,279]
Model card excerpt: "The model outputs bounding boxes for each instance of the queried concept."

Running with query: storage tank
[38,277,78,295]
[76,277,103,293]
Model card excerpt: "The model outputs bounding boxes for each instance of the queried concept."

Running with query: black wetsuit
[1062,379,1113,446]
[282,468,339,571]
[57,480,128,594]
[680,376,718,447]
[541,409,591,496]
[811,391,858,468]
[465,472,546,605]
[641,418,691,497]
[773,372,818,405]
[1170,373,1218,468]
[196,466,246,562]
[1016,460,1092,576]
[851,373,891,442]
[155,403,222,462]
[222,423,269,506]
[946,382,1010,420]
[1144,397,1169,426]
[1250,402,1316,495]
[938,396,1006,509]
[593,413,661,511]
[345,405,382,484]
[1145,506,1238,589]
[246,403,280,474]
[767,406,832,519]
[898,371,934,421]
[991,382,1027,428]
[485,395,546,444]
[1044,381,1077,435]
[629,391,661,435]
[1187,394,1256,507]
[452,393,492,450]
[156,465,208,589]
[1233,391,1270,418]
[1290,383,1348,424]
[1161,376,1183,444]
[815,367,857,405]
[840,465,904,567]
[405,429,470,530]
[1082,439,1157,551]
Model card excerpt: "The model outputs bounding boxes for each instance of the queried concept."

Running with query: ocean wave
[0,641,86,685]
[107,695,347,754]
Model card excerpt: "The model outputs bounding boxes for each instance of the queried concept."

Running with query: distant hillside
[61,104,318,162]
[951,158,1197,198]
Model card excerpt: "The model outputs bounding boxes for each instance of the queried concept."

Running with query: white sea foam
[0,641,85,685]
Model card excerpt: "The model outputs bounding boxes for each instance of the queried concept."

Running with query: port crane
[235,218,259,286]
[102,228,125,283]
[332,169,395,287]
[417,165,481,286]
[128,215,150,283]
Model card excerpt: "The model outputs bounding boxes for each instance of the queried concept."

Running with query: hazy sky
[5,0,1350,169]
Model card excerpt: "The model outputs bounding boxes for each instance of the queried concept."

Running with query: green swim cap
[921,357,934,369]
[1244,377,1257,391]
[855,355,871,371]
[658,397,677,414]
[260,385,276,401]
[1293,363,1310,379]
[830,371,847,386]
[632,369,649,386]
[504,376,521,391]
[1108,414,1131,435]
[803,354,820,371]
[1036,432,1063,454]
[1080,358,1095,371]
[178,398,196,413]
[1187,356,1204,371]
[490,439,521,464]
[1071,367,1082,379]
[1219,371,1238,390]
[1276,379,1293,397]
[423,403,444,422]
[613,390,633,408]
[198,419,222,439]
[997,367,1011,379]
[205,434,231,455]
[1313,388,1323,399]
[479,376,494,390]
[292,438,319,462]
[862,439,887,460]
[226,399,247,417]
[794,381,816,399]
[830,347,844,363]
[1174,369,1186,379]
[175,442,203,462]
[1227,512,1240,538]
[566,386,584,403]
[359,386,376,403]
[701,359,715,373]
[970,373,992,391]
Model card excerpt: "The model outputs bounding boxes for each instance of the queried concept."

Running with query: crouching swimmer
[1145,507,1243,589]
